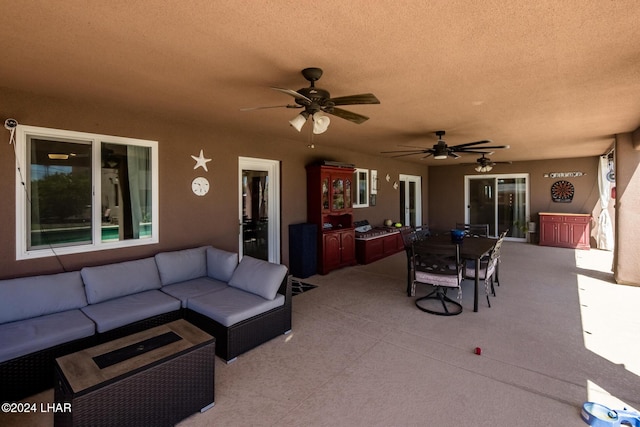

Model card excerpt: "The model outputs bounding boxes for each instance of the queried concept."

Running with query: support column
[613,128,640,286]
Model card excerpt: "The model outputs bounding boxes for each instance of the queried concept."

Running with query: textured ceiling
[2,1,639,164]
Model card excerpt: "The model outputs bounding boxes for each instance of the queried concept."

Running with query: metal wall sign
[543,171,585,178]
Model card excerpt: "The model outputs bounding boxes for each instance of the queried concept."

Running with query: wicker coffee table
[54,319,215,427]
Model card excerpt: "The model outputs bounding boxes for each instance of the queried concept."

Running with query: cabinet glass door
[332,178,344,210]
[344,178,352,209]
[322,177,330,210]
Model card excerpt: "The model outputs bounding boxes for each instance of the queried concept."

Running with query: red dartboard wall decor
[551,180,575,203]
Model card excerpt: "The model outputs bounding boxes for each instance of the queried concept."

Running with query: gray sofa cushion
[0,309,95,363]
[81,290,180,333]
[187,287,285,327]
[81,257,162,304]
[161,277,228,308]
[228,256,287,300]
[206,247,238,282]
[155,246,209,286]
[0,271,87,325]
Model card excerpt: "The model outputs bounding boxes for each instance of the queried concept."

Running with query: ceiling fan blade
[330,93,380,105]
[449,152,461,159]
[451,139,493,149]
[270,87,312,102]
[240,104,301,111]
[327,107,369,124]
[380,149,429,154]
[472,145,510,150]
[389,152,430,158]
[453,149,495,155]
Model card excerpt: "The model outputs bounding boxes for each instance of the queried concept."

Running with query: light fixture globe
[475,164,493,173]
[312,112,330,134]
[289,112,309,132]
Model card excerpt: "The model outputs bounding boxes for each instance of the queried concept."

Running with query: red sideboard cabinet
[538,213,591,250]
[306,163,357,274]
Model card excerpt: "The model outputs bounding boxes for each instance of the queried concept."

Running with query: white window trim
[14,125,159,260]
[353,168,369,208]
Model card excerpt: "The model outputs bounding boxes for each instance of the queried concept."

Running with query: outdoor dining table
[413,234,497,312]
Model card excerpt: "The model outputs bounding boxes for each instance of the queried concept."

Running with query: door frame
[464,173,529,241]
[399,174,422,227]
[238,157,280,263]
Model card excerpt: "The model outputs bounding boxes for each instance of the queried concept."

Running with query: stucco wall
[428,157,600,240]
[0,87,428,279]
[614,130,640,286]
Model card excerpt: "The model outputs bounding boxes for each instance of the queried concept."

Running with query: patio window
[15,125,158,259]
[353,168,369,208]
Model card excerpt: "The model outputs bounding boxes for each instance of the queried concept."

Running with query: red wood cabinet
[322,230,356,274]
[539,213,591,250]
[355,231,404,264]
[307,164,356,274]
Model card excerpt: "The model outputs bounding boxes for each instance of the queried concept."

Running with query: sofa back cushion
[206,247,238,282]
[81,257,161,304]
[228,256,288,300]
[155,246,209,286]
[0,271,87,324]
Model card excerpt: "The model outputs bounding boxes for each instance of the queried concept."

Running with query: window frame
[353,168,370,208]
[14,125,159,260]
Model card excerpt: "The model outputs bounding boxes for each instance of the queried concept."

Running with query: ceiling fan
[461,153,512,172]
[241,67,380,134]
[381,130,509,160]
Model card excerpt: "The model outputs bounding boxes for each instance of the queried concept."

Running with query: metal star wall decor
[191,149,212,172]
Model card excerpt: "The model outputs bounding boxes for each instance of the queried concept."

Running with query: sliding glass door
[465,174,529,240]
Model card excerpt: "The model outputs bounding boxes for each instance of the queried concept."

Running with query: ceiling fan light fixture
[289,111,310,132]
[312,111,330,134]
[433,147,448,159]
[475,164,493,172]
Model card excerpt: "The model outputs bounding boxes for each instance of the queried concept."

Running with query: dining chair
[412,242,464,316]
[401,226,431,297]
[491,230,508,288]
[462,232,506,307]
[455,223,490,238]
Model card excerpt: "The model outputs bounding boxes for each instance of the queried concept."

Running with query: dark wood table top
[414,234,496,259]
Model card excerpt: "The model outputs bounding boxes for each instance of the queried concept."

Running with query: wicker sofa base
[0,311,181,403]
[0,335,96,403]
[185,277,292,362]
[2,276,292,400]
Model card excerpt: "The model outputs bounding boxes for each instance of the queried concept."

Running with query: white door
[238,157,280,263]
[399,174,422,227]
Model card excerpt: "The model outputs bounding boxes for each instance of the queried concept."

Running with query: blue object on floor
[581,402,640,427]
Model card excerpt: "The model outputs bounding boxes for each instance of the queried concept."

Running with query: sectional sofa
[0,245,291,402]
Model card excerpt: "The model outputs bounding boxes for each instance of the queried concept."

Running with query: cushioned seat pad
[0,310,95,363]
[161,277,228,308]
[81,290,180,333]
[187,287,284,327]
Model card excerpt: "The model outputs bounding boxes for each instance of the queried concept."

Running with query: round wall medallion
[551,180,574,203]
[191,176,210,196]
